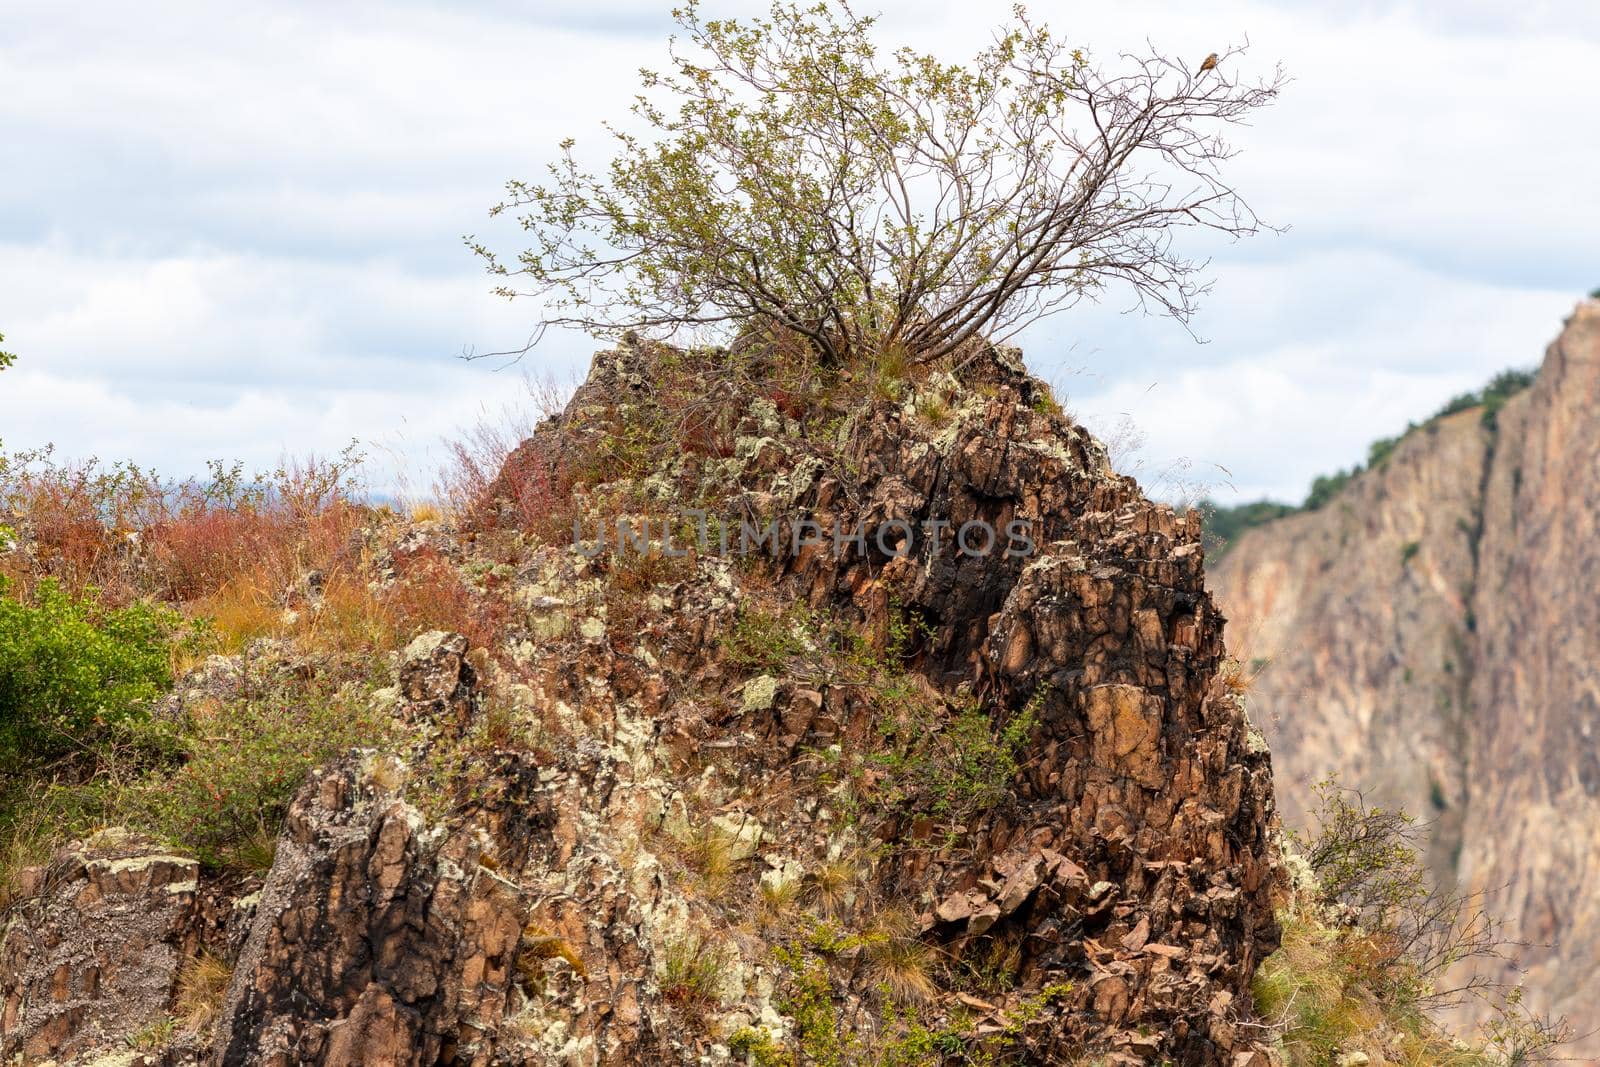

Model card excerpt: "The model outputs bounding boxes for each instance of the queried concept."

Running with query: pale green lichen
[741,675,780,713]
[748,395,783,435]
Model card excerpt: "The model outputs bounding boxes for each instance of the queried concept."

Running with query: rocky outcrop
[2,340,1284,1065]
[1,830,200,1062]
[1211,297,1600,1047]
[215,752,543,1066]
[780,352,1280,1061]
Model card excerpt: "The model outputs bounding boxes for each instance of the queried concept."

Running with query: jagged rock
[779,351,1281,1063]
[396,630,476,724]
[0,340,1285,1066]
[214,752,549,1066]
[0,830,199,1063]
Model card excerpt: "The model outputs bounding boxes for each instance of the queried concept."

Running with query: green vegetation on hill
[0,577,178,770]
[1201,367,1537,556]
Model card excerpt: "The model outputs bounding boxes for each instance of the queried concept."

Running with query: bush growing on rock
[123,678,391,870]
[1257,777,1573,1064]
[471,0,1283,365]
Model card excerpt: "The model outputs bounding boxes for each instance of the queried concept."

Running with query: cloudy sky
[2,0,1596,503]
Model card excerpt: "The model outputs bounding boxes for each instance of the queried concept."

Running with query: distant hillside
[1199,367,1535,557]
[1209,298,1600,1051]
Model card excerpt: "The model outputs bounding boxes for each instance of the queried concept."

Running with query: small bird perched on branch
[1196,52,1219,75]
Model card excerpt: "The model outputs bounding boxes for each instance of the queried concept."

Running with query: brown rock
[0,830,198,1063]
[215,754,547,1066]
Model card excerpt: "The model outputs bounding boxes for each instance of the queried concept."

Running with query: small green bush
[729,1026,794,1067]
[122,682,389,870]
[867,687,1041,833]
[724,603,810,672]
[0,577,177,770]
[1260,778,1574,1064]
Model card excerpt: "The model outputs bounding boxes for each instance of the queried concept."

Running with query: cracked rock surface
[2,341,1283,1065]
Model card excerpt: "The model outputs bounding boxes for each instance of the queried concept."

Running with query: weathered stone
[214,754,549,1066]
[0,339,1286,1066]
[0,832,199,1063]
[397,630,476,724]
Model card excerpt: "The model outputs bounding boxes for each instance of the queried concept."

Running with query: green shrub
[1303,469,1356,511]
[724,603,810,672]
[867,687,1041,835]
[774,944,861,1067]
[730,1026,794,1067]
[121,681,389,870]
[1260,778,1574,1064]
[1367,434,1402,469]
[0,577,177,770]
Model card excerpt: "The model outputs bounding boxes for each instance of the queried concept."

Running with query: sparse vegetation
[724,602,811,672]
[175,951,233,1033]
[473,1,1282,366]
[122,675,390,870]
[1257,777,1572,1064]
[126,1016,178,1051]
[864,680,1043,841]
[660,930,736,1015]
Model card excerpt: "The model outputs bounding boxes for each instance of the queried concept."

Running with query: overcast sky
[2,0,1596,503]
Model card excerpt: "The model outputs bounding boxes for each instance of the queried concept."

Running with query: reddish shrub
[381,547,505,651]
[146,510,278,601]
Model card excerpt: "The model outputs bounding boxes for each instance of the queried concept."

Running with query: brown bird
[1196,52,1219,75]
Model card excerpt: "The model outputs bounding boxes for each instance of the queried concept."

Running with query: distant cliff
[1211,297,1600,1047]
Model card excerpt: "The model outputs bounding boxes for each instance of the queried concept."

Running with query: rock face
[215,753,543,1066]
[1,340,1283,1065]
[1211,297,1600,1046]
[1,830,200,1062]
[782,352,1281,1061]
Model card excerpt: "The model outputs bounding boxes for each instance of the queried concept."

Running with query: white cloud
[1054,250,1575,502]
[1,0,1596,499]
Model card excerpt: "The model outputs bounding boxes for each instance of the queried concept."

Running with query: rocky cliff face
[2,342,1282,1065]
[1210,297,1600,1047]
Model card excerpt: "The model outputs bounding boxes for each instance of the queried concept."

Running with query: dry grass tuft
[680,822,740,900]
[864,908,939,1004]
[807,855,861,919]
[175,951,233,1033]
[757,875,804,929]
[517,922,589,995]
[660,930,735,1015]
[1216,655,1266,700]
